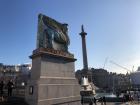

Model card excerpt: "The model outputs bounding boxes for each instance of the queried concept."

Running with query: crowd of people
[122,92,140,103]
[0,80,14,97]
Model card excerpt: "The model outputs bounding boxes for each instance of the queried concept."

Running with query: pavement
[91,102,140,105]
[0,96,140,105]
[83,101,140,105]
[0,96,29,105]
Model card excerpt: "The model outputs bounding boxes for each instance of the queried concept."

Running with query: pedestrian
[0,80,4,101]
[102,96,106,105]
[138,94,140,103]
[0,80,4,96]
[89,101,93,105]
[89,97,93,105]
[81,96,84,105]
[93,97,97,105]
[7,80,14,96]
[100,97,103,105]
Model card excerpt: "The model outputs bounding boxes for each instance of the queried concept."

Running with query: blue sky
[0,0,140,74]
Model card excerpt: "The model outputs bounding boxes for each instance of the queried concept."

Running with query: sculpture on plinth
[37,14,70,52]
[25,14,81,105]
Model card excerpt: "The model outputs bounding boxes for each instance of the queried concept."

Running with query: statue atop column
[36,14,70,52]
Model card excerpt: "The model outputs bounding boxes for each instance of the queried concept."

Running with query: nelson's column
[79,25,95,98]
[79,25,88,75]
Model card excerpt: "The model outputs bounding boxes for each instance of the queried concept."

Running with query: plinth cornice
[30,48,77,62]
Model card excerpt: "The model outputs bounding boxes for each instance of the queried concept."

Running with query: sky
[0,0,140,74]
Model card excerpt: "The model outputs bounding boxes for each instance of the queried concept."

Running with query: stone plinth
[25,48,81,105]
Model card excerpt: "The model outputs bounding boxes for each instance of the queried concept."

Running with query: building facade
[0,63,31,87]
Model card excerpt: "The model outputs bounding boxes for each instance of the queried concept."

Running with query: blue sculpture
[36,14,70,52]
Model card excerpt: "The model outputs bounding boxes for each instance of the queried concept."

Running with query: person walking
[0,80,4,96]
[93,97,97,105]
[89,101,93,105]
[102,96,106,105]
[7,80,14,96]
[100,97,103,105]
[0,80,4,101]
